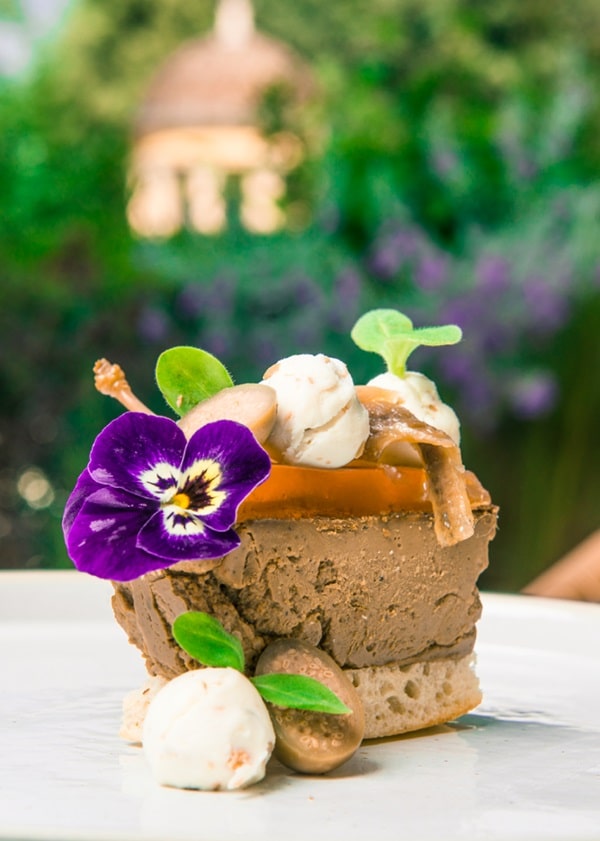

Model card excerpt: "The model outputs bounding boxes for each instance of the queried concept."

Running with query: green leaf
[351,309,414,353]
[156,347,234,416]
[412,325,464,346]
[172,611,245,672]
[351,309,462,377]
[251,673,351,715]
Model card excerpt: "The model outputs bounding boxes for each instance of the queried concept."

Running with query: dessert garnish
[141,611,354,789]
[93,358,153,414]
[143,668,275,791]
[178,382,277,443]
[172,611,351,716]
[255,639,365,774]
[351,308,473,544]
[260,353,369,467]
[155,346,234,415]
[353,308,462,444]
[356,387,475,544]
[62,413,271,581]
[351,308,462,379]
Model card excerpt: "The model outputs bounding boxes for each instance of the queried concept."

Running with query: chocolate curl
[94,358,154,415]
[416,443,475,547]
[356,386,475,547]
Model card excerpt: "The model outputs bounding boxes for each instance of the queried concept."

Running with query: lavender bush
[366,187,600,432]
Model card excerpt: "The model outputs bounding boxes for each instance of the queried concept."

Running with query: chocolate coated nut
[255,639,365,774]
[178,384,277,443]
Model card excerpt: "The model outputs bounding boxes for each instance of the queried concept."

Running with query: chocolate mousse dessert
[64,309,497,753]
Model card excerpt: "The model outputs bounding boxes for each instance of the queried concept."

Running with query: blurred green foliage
[1,0,599,590]
[0,1,23,21]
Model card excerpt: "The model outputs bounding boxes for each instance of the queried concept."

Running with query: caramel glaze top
[238,462,491,521]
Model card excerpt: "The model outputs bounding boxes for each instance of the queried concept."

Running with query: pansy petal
[65,485,166,581]
[62,469,102,538]
[89,413,186,501]
[180,420,271,531]
[137,508,241,563]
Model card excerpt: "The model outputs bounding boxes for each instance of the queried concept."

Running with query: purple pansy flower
[62,413,271,582]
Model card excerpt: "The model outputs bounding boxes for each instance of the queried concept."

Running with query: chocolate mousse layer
[112,504,497,678]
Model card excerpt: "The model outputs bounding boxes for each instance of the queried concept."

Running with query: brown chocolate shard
[112,505,497,678]
[356,385,475,546]
[417,443,475,546]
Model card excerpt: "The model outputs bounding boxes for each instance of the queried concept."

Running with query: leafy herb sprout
[351,309,462,377]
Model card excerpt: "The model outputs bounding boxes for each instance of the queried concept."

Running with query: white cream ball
[142,668,275,791]
[262,353,369,468]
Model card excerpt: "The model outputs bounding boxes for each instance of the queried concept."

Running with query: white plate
[1,571,600,841]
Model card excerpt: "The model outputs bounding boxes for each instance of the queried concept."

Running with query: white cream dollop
[368,371,460,445]
[261,353,369,468]
[142,668,275,791]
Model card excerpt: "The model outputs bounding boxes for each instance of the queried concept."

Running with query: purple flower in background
[441,296,486,331]
[294,276,323,308]
[291,319,322,349]
[176,283,206,318]
[176,276,235,320]
[137,306,170,343]
[415,253,449,291]
[523,276,569,335]
[439,351,476,387]
[509,372,559,419]
[335,268,360,305]
[476,255,511,295]
[329,268,361,330]
[368,243,401,279]
[206,275,235,317]
[200,326,232,359]
[368,227,419,280]
[515,157,538,181]
[431,149,459,178]
[497,134,538,182]
[251,334,280,368]
[62,414,271,582]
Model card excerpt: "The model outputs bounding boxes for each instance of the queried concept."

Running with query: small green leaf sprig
[155,311,461,416]
[351,309,462,378]
[172,612,351,715]
[156,347,234,416]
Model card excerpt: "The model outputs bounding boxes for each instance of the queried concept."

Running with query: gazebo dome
[134,0,311,137]
[128,0,313,237]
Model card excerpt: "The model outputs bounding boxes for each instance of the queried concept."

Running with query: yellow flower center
[165,459,226,516]
[171,492,191,509]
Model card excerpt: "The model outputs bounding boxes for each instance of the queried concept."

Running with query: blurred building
[127,0,312,238]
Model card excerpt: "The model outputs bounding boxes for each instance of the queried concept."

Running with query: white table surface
[1,570,600,841]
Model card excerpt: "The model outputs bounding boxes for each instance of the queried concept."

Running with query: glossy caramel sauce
[238,463,491,520]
